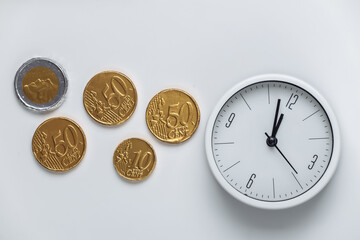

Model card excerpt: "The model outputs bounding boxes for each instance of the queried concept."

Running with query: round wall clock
[205,74,340,209]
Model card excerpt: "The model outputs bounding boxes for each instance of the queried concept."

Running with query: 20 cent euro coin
[146,89,200,143]
[113,138,156,181]
[32,117,86,171]
[83,71,137,125]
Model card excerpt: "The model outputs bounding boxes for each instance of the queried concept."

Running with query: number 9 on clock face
[205,74,340,209]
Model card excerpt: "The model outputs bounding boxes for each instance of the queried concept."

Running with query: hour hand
[273,113,284,137]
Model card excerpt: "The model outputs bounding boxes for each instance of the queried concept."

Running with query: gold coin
[113,138,156,181]
[83,71,137,125]
[22,66,59,104]
[32,117,86,171]
[14,58,68,111]
[146,89,200,143]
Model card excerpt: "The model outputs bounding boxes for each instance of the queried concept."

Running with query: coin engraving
[146,89,200,143]
[22,66,59,104]
[32,118,86,171]
[113,138,156,181]
[83,72,137,125]
[14,58,68,111]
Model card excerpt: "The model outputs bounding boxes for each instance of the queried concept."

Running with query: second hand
[265,132,298,174]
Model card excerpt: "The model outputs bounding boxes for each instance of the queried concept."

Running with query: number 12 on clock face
[205,74,340,209]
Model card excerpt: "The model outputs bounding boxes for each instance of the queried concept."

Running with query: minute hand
[271,99,281,137]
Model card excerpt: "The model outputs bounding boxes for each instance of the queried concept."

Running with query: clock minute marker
[239,93,252,110]
[214,142,234,145]
[223,161,240,172]
[302,110,320,121]
[272,178,275,198]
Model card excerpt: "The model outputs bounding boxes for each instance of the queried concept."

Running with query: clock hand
[267,99,284,147]
[271,99,281,138]
[265,132,298,174]
[273,113,284,137]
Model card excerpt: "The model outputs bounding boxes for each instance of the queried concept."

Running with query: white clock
[205,74,340,209]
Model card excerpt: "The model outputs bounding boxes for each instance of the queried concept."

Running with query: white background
[0,1,359,239]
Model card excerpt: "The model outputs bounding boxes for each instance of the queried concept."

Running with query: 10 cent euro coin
[113,138,156,181]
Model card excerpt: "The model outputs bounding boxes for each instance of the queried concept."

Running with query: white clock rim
[205,74,340,210]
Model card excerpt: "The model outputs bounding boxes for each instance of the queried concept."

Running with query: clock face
[206,75,340,209]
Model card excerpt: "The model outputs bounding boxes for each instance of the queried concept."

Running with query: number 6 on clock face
[205,74,340,209]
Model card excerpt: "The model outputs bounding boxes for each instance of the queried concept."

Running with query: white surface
[0,1,359,239]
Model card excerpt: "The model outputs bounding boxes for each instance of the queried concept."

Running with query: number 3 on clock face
[205,74,340,209]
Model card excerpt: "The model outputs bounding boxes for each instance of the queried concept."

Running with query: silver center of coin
[14,57,68,112]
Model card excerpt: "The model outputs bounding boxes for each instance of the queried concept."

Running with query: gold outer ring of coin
[113,138,156,181]
[83,71,137,126]
[146,88,200,143]
[32,117,86,172]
